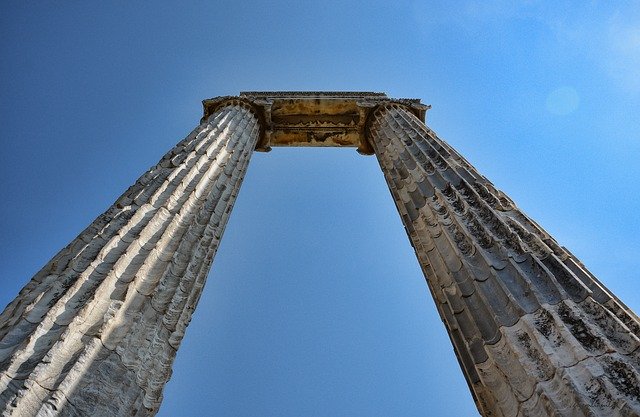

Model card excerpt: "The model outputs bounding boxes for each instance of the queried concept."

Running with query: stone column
[367,103,640,416]
[0,100,260,416]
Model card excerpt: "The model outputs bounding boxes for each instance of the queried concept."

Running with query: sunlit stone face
[202,92,428,154]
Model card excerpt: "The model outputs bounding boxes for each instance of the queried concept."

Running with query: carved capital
[361,100,431,155]
[201,96,266,149]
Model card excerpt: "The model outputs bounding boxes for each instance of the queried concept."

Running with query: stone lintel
[202,92,430,155]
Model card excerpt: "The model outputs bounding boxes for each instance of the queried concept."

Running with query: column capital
[202,92,430,154]
[362,100,431,154]
[201,96,267,147]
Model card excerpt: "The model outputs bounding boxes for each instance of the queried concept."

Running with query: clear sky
[1,2,639,416]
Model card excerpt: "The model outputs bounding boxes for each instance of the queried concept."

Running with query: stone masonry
[1,92,638,416]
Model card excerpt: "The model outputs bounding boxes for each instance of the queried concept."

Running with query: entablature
[202,91,430,155]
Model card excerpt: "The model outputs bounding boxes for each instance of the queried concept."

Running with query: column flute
[1,92,638,417]
[367,102,640,416]
[0,99,260,416]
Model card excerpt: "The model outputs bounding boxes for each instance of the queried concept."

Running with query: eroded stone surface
[368,103,640,416]
[1,92,638,417]
[0,102,259,416]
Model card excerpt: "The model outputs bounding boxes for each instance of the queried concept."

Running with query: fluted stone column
[368,103,640,416]
[0,100,260,416]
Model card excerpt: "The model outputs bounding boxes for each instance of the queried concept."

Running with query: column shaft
[0,103,259,416]
[368,104,640,416]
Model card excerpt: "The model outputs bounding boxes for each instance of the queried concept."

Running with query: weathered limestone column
[0,99,260,416]
[367,103,640,416]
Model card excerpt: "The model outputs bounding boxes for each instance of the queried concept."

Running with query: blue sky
[1,2,639,416]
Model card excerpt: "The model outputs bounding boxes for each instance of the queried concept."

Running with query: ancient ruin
[1,92,639,416]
